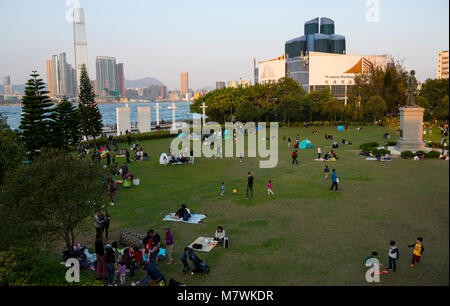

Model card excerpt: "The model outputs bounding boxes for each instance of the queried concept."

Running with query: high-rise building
[59,53,68,96]
[116,63,125,97]
[285,17,346,92]
[96,56,118,96]
[2,76,12,95]
[216,81,226,89]
[238,80,251,87]
[46,59,56,98]
[73,7,89,91]
[52,55,61,96]
[255,55,286,85]
[46,54,77,98]
[180,72,189,96]
[227,80,239,88]
[437,51,449,79]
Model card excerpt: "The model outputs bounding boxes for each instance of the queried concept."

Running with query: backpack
[183,213,190,221]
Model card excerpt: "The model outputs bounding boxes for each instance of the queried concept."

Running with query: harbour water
[0,102,192,130]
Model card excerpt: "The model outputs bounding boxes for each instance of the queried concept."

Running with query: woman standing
[95,236,107,280]
[165,227,174,265]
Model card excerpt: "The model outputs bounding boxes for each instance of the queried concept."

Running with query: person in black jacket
[95,236,107,280]
[105,244,116,286]
[102,209,111,240]
[246,172,253,200]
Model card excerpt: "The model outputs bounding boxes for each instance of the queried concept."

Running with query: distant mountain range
[125,77,165,88]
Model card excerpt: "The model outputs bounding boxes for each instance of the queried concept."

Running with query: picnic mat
[163,213,206,224]
[188,237,217,252]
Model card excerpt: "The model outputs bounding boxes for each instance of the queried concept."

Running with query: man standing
[126,150,131,163]
[292,150,299,166]
[317,146,322,159]
[93,210,104,238]
[246,172,253,200]
[330,169,339,192]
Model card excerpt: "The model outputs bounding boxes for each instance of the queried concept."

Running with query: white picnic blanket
[163,213,206,224]
[188,237,217,252]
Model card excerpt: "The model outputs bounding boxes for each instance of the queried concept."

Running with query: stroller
[181,247,210,276]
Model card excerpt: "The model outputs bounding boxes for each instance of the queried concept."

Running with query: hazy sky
[0,0,448,89]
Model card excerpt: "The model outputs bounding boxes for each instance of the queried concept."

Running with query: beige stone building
[437,50,449,79]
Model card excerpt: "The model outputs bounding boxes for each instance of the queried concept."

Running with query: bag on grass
[192,243,202,250]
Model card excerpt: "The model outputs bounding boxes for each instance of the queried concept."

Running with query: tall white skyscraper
[73,7,89,92]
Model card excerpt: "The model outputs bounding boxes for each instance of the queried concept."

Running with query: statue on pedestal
[406,70,418,107]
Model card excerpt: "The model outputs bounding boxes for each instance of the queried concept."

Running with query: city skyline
[0,0,448,90]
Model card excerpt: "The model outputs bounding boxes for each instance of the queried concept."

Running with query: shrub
[81,130,174,148]
[401,151,414,159]
[0,247,103,286]
[425,151,441,159]
[387,141,397,147]
[372,149,391,155]
[360,142,380,151]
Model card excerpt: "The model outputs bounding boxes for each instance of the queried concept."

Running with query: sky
[0,0,449,90]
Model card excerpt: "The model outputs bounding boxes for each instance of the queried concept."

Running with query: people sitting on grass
[331,141,340,149]
[383,153,392,161]
[171,204,191,221]
[342,139,352,145]
[214,226,226,247]
[133,262,166,286]
[439,153,449,160]
[312,129,318,134]
[414,152,425,161]
[324,134,334,140]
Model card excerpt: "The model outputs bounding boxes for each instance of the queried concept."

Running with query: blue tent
[299,140,313,149]
[337,126,345,131]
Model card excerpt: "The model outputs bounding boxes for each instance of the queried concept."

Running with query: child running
[408,237,424,268]
[267,180,274,195]
[324,165,330,179]
[220,182,225,196]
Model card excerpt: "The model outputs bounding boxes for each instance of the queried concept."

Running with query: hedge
[360,142,380,151]
[401,150,441,159]
[80,130,174,148]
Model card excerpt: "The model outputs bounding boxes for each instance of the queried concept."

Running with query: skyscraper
[216,81,226,89]
[96,56,118,96]
[73,7,89,91]
[437,50,449,79]
[46,59,56,98]
[59,52,68,96]
[52,55,61,96]
[2,76,12,95]
[116,63,125,97]
[180,72,189,96]
[46,54,77,98]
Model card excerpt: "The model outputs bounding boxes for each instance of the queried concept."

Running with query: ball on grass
[233,189,238,194]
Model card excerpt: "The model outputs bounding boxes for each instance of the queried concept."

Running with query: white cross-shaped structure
[200,102,208,126]
[155,103,160,126]
[168,103,177,129]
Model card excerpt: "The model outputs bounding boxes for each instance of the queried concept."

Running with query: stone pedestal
[395,106,426,152]
[116,107,131,136]
[137,107,151,133]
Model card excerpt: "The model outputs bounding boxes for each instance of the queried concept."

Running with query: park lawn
[82,126,448,286]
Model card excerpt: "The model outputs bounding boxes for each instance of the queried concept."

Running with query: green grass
[84,126,448,286]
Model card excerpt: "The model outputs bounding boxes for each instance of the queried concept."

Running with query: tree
[275,77,305,126]
[78,64,102,147]
[235,99,259,122]
[353,60,408,113]
[19,71,54,155]
[321,98,344,125]
[433,95,449,121]
[0,150,109,254]
[419,78,449,120]
[363,95,387,124]
[53,97,81,149]
[301,88,331,122]
[0,116,25,185]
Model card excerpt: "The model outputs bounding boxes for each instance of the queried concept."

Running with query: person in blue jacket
[330,169,339,192]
